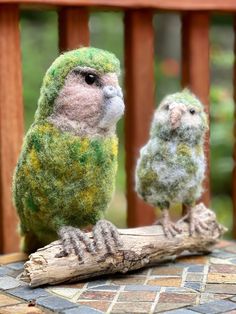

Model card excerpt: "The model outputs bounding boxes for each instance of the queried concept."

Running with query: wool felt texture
[35,47,120,121]
[48,73,123,137]
[12,47,123,253]
[135,89,208,210]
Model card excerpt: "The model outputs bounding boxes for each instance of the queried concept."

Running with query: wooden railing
[0,0,235,253]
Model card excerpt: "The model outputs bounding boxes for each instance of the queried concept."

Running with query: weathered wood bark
[21,204,226,287]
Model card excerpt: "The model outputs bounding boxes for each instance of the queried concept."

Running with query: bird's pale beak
[169,104,186,129]
[98,85,125,129]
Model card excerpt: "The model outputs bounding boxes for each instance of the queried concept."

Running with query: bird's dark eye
[165,104,169,110]
[85,73,97,85]
[189,108,195,115]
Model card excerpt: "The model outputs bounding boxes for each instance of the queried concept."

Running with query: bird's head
[35,47,124,136]
[151,89,208,144]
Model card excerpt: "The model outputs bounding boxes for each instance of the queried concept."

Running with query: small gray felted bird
[135,89,208,237]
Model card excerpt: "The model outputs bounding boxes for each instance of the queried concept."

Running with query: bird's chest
[28,128,118,188]
[152,141,199,185]
[54,136,118,181]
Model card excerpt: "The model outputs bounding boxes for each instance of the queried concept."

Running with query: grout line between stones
[73,282,89,303]
[180,266,188,287]
[150,286,165,314]
[144,268,152,285]
[201,264,209,294]
[106,284,124,314]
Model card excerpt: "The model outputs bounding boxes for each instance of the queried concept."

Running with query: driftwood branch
[21,204,226,287]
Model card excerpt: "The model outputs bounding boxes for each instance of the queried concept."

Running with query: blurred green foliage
[20,11,235,234]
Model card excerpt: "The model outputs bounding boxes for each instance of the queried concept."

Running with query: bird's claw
[57,226,95,260]
[155,217,182,238]
[189,218,209,236]
[93,219,123,254]
[182,209,209,236]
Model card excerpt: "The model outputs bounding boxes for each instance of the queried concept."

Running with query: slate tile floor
[1,241,236,313]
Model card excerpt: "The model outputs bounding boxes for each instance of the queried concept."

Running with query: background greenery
[20,11,235,236]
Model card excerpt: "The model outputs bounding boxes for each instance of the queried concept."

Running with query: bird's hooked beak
[98,85,125,129]
[169,103,187,129]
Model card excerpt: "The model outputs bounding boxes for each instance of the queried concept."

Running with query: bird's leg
[93,219,123,254]
[155,208,182,238]
[182,204,209,235]
[57,226,96,260]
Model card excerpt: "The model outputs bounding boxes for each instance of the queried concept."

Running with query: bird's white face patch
[180,106,203,128]
[48,67,124,137]
[155,99,205,130]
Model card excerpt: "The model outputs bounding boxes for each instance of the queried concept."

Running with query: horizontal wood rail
[0,2,234,253]
[1,0,236,11]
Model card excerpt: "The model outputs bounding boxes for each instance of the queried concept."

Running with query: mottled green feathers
[35,47,120,121]
[12,47,121,252]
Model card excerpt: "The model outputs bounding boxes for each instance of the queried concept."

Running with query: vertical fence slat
[233,18,236,238]
[0,5,23,253]
[181,12,210,207]
[125,10,156,227]
[58,7,90,52]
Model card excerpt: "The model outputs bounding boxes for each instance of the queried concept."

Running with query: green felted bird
[12,47,125,257]
[135,90,208,237]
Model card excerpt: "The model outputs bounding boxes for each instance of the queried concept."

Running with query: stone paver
[200,292,233,304]
[111,301,152,313]
[7,286,50,301]
[0,267,10,276]
[177,255,208,264]
[187,265,204,273]
[124,284,161,291]
[0,293,21,307]
[151,266,183,276]
[186,273,204,282]
[147,277,182,287]
[0,303,45,314]
[183,281,202,291]
[0,276,22,290]
[78,300,111,312]
[189,299,236,313]
[155,303,191,313]
[89,285,120,291]
[79,290,116,301]
[118,291,157,302]
[1,241,236,313]
[208,273,236,284]
[205,284,236,294]
[158,292,197,304]
[111,276,146,285]
[209,264,236,273]
[49,287,80,299]
[165,309,198,314]
[61,306,103,314]
[6,262,24,271]
[36,295,78,311]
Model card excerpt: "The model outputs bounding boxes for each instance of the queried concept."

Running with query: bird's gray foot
[183,208,209,235]
[155,209,182,238]
[57,226,95,260]
[93,219,123,254]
